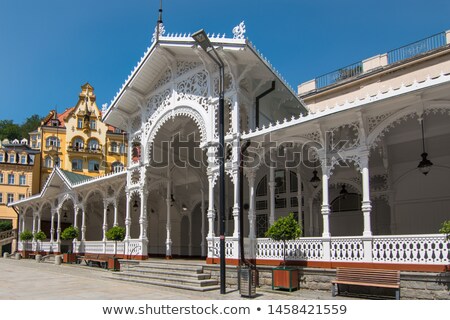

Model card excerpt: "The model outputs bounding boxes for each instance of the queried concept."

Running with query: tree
[20,114,43,139]
[19,230,33,242]
[439,220,450,241]
[0,120,21,140]
[61,226,79,240]
[0,220,13,232]
[34,231,47,241]
[265,213,302,265]
[106,226,125,256]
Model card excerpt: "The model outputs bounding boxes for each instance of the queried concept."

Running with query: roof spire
[152,0,165,42]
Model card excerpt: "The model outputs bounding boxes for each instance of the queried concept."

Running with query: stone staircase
[109,260,220,292]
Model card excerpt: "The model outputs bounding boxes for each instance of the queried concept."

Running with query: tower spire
[152,0,165,42]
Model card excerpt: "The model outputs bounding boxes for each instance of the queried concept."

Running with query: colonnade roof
[102,33,308,129]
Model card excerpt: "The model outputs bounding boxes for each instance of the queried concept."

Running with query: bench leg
[331,284,337,297]
[395,289,400,300]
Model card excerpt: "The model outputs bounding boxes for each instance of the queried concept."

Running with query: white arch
[144,102,210,165]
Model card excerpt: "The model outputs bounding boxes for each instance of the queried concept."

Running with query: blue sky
[1,0,449,124]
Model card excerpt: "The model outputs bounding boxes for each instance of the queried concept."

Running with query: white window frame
[19,175,26,185]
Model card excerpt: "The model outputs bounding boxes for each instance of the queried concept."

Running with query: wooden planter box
[63,253,77,264]
[108,257,120,271]
[272,267,299,292]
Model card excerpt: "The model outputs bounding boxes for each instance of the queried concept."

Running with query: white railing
[83,241,104,254]
[208,237,239,259]
[255,238,324,261]
[330,237,364,261]
[231,234,449,265]
[372,234,449,264]
[40,241,53,252]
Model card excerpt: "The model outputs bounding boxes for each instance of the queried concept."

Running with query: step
[131,262,204,274]
[125,268,211,280]
[107,275,220,292]
[113,270,217,286]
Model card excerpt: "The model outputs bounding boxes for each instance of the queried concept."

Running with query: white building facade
[10,26,450,272]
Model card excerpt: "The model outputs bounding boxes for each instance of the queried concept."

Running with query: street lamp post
[192,29,226,294]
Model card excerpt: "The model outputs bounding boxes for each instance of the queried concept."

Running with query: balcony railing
[315,61,363,89]
[309,30,449,91]
[387,32,447,64]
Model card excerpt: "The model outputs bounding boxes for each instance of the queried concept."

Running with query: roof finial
[152,0,165,42]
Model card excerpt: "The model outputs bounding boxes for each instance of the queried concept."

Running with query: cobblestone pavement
[0,258,354,300]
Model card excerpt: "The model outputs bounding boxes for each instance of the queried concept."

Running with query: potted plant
[265,213,302,291]
[105,226,125,270]
[34,231,47,255]
[19,230,33,258]
[439,220,450,241]
[61,226,79,263]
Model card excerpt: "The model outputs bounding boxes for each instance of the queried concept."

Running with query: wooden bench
[331,267,400,299]
[78,254,110,269]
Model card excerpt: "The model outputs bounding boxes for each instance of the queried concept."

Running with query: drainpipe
[255,81,276,128]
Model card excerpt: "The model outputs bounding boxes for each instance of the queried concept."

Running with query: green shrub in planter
[265,213,302,264]
[61,226,79,240]
[439,220,450,241]
[19,230,33,242]
[34,231,47,241]
[105,226,125,242]
[0,220,13,232]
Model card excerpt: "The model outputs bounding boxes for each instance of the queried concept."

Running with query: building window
[274,170,286,194]
[8,174,15,185]
[0,173,3,184]
[44,156,52,168]
[7,193,14,204]
[114,128,121,133]
[54,157,60,167]
[46,137,60,147]
[110,142,118,153]
[51,120,59,127]
[256,176,267,197]
[87,139,99,151]
[18,194,25,200]
[20,155,27,164]
[72,159,83,171]
[111,162,123,173]
[0,153,3,162]
[19,175,26,185]
[0,193,2,203]
[9,154,15,163]
[88,160,99,172]
[120,143,126,154]
[77,118,83,129]
[256,214,268,238]
[90,120,96,130]
[72,137,84,150]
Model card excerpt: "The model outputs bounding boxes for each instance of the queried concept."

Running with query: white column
[37,211,42,232]
[18,212,23,235]
[73,206,78,231]
[81,206,86,241]
[165,180,172,258]
[32,213,36,235]
[50,209,56,243]
[113,199,118,227]
[139,190,148,241]
[321,164,331,238]
[269,165,275,225]
[201,188,206,257]
[360,154,373,237]
[232,170,240,238]
[247,170,256,239]
[102,201,108,241]
[56,208,61,242]
[207,172,216,238]
[125,192,131,240]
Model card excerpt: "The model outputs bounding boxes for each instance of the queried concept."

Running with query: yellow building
[0,138,41,253]
[30,83,127,189]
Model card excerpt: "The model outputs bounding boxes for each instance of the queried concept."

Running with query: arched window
[72,137,84,150]
[88,159,99,172]
[87,139,99,151]
[44,156,52,168]
[330,191,362,213]
[256,176,267,197]
[111,161,124,173]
